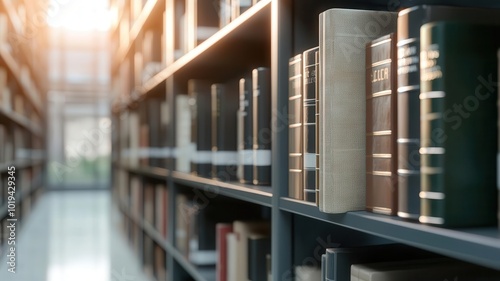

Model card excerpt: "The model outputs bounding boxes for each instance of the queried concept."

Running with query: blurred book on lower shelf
[350,258,500,281]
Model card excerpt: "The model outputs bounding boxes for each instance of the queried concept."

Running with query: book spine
[239,77,254,184]
[419,22,498,227]
[212,82,239,181]
[365,34,398,215]
[303,47,319,203]
[252,67,272,185]
[216,223,233,281]
[248,236,271,281]
[189,80,212,177]
[315,51,320,206]
[289,54,303,199]
[396,9,422,220]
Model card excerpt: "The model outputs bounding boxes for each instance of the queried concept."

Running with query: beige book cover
[318,8,396,213]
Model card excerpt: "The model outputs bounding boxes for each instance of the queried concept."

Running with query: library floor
[0,190,154,281]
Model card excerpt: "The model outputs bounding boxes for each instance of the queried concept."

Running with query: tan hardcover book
[233,220,270,281]
[318,9,396,213]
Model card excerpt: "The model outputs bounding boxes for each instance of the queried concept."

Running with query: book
[176,95,193,173]
[188,79,213,177]
[419,22,499,227]
[365,33,398,216]
[154,244,166,281]
[129,112,140,167]
[147,97,163,168]
[498,48,500,228]
[226,232,238,281]
[252,67,272,185]
[303,46,319,203]
[248,234,270,281]
[288,54,303,200]
[211,82,239,181]
[233,220,270,281]
[143,183,155,226]
[219,0,232,27]
[396,5,500,220]
[155,184,168,238]
[350,258,500,281]
[238,76,254,184]
[216,223,233,281]
[318,8,397,213]
[321,254,326,281]
[324,244,433,281]
[143,235,154,277]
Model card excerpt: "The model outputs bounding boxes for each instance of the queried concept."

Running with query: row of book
[0,166,41,208]
[289,6,500,227]
[175,69,272,185]
[0,124,42,165]
[175,193,269,281]
[118,97,170,168]
[320,243,500,281]
[121,207,168,281]
[178,0,262,55]
[117,171,168,239]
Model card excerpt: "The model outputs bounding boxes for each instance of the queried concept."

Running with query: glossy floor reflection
[0,191,153,281]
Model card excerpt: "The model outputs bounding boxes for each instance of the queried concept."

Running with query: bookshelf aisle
[0,0,47,255]
[110,0,500,280]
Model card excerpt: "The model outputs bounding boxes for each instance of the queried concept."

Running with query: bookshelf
[110,0,500,280]
[0,0,47,254]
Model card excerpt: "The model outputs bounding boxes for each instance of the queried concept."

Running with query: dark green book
[396,5,500,221]
[419,22,500,227]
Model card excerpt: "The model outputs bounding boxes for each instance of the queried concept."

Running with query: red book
[216,223,233,281]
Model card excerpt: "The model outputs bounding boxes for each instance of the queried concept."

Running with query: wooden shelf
[0,107,43,137]
[280,197,500,270]
[172,171,273,207]
[118,164,169,180]
[0,46,43,116]
[140,0,271,97]
[112,0,165,73]
[119,201,216,281]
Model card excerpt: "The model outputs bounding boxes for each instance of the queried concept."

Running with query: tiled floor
[0,190,153,281]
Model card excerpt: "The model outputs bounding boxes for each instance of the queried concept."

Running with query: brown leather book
[365,33,398,215]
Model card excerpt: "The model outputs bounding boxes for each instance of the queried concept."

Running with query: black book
[288,54,303,199]
[238,76,254,184]
[303,46,319,203]
[252,67,272,185]
[248,234,271,281]
[188,79,213,177]
[396,5,500,220]
[211,81,239,181]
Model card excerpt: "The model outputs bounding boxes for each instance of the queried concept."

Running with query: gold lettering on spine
[372,67,389,83]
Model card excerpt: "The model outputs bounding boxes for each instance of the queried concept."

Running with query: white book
[175,95,192,173]
[226,232,238,281]
[318,9,396,213]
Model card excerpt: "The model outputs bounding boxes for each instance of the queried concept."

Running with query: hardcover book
[252,67,272,185]
[396,5,500,220]
[248,234,271,281]
[365,33,398,216]
[188,79,213,177]
[318,8,397,213]
[176,95,193,173]
[233,220,270,281]
[211,82,239,181]
[351,258,500,281]
[303,46,319,203]
[288,54,303,199]
[238,76,254,184]
[216,223,233,281]
[419,22,499,227]
[324,244,433,281]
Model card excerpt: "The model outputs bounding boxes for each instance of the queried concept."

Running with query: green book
[419,21,500,227]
